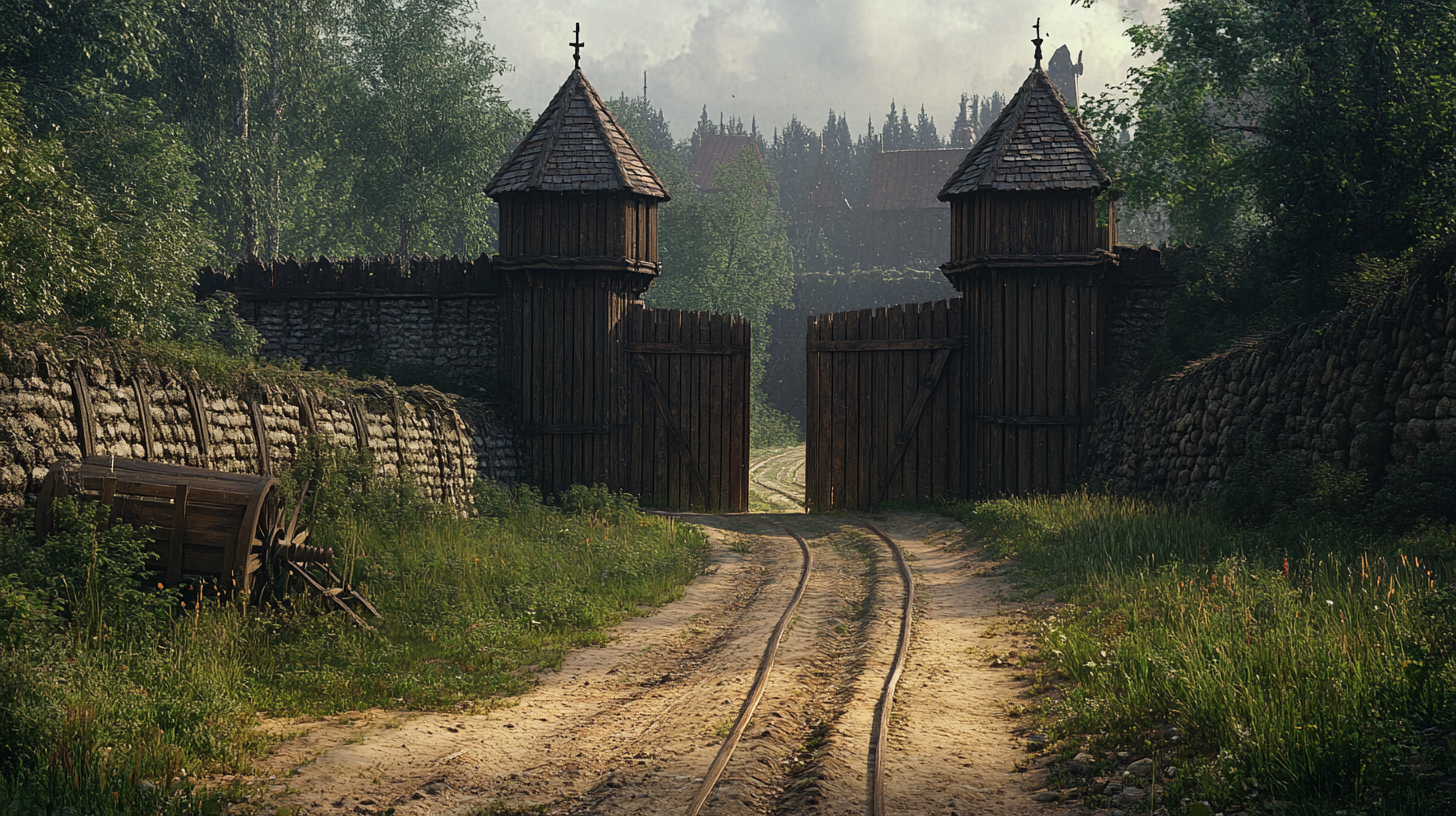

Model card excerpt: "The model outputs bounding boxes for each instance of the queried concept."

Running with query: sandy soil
[239,448,1071,816]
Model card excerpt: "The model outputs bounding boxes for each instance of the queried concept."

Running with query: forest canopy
[0,0,527,341]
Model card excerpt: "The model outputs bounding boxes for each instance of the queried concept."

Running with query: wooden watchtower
[486,56,671,494]
[938,29,1116,495]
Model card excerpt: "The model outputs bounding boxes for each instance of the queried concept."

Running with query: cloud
[477,0,1167,140]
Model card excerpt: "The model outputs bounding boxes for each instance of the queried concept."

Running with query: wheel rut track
[684,518,915,816]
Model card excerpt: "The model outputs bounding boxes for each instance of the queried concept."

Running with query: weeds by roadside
[0,444,708,814]
[942,493,1456,815]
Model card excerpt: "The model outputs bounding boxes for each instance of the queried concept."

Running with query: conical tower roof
[487,68,670,200]
[938,67,1108,198]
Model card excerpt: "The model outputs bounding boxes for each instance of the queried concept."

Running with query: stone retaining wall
[0,339,517,517]
[1090,271,1456,494]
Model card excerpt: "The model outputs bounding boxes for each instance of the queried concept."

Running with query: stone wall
[1103,245,1174,385]
[1090,271,1456,494]
[199,256,503,385]
[0,337,518,517]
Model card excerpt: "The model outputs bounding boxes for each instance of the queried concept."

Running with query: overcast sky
[474,1,1168,142]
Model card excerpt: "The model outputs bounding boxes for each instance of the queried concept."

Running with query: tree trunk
[265,8,284,260]
[234,54,257,259]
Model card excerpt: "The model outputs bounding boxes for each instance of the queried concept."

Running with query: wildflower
[1325,600,1334,606]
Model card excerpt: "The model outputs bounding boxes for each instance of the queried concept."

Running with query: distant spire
[1032,18,1044,70]
[570,22,584,69]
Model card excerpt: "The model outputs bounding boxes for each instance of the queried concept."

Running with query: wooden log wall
[805,299,964,511]
[497,193,658,263]
[961,268,1101,495]
[950,191,1100,259]
[620,304,750,512]
[503,272,631,495]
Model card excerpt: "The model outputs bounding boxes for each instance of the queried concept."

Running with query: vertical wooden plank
[670,309,686,509]
[1033,272,1049,493]
[690,311,705,509]
[931,300,951,501]
[988,275,1003,495]
[805,315,818,509]
[1017,274,1034,495]
[1046,270,1065,491]
[869,307,887,505]
[842,308,860,509]
[651,311,667,507]
[884,305,905,503]
[951,297,965,499]
[815,313,827,510]
[817,313,833,509]
[857,307,874,510]
[706,314,722,511]
[825,313,842,509]
[1064,273,1080,496]
[915,301,934,502]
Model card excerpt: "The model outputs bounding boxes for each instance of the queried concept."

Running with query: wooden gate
[805,299,964,511]
[619,304,750,512]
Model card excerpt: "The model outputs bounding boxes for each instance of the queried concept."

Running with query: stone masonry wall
[0,338,518,517]
[1090,271,1456,494]
[199,256,503,384]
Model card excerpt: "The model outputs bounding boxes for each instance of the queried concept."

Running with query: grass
[0,444,709,814]
[942,492,1456,815]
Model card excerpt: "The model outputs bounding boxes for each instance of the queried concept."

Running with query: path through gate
[805,299,964,511]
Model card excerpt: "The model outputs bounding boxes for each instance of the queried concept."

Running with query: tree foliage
[0,0,528,344]
[1086,0,1456,319]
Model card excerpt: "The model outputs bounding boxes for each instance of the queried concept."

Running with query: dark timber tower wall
[487,66,670,495]
[937,34,1116,496]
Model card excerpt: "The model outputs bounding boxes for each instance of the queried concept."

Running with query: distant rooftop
[690,134,763,191]
[486,68,668,199]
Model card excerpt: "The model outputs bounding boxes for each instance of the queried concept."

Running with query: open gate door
[805,299,964,511]
[620,304,750,512]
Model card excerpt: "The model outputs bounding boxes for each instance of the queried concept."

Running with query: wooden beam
[875,347,952,505]
[807,337,959,352]
[629,353,710,509]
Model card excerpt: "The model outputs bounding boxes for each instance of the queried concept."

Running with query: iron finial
[1033,18,1044,70]
[570,22,584,69]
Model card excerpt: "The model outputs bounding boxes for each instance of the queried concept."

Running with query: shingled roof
[690,134,763,191]
[486,68,669,200]
[938,67,1108,198]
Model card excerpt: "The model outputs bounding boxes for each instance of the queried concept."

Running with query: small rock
[1103,782,1122,796]
[1031,791,1061,803]
[1116,751,1131,760]
[1066,752,1096,776]
[1113,787,1147,807]
[1126,757,1155,778]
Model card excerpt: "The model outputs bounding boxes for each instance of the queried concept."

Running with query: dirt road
[247,447,1063,815]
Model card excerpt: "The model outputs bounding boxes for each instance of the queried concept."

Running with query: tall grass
[944,494,1456,815]
[0,444,708,813]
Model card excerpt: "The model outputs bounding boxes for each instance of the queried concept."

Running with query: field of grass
[0,444,708,814]
[943,492,1456,815]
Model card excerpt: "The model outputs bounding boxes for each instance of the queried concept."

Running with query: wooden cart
[36,457,379,624]
[36,457,280,599]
